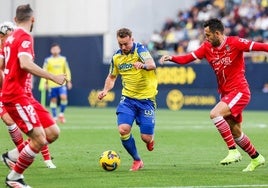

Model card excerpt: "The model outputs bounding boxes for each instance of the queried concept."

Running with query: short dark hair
[203,18,224,33]
[116,28,132,38]
[51,43,60,48]
[15,4,33,23]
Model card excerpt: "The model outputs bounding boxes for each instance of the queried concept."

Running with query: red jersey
[193,36,253,94]
[2,27,34,102]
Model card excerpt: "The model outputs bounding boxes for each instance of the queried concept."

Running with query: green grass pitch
[0,107,267,188]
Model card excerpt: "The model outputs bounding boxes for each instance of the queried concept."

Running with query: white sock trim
[212,116,224,124]
[24,144,37,157]
[7,123,17,130]
[235,132,244,142]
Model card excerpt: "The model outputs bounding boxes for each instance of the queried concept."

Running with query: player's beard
[30,22,34,32]
[122,49,131,55]
[211,37,221,47]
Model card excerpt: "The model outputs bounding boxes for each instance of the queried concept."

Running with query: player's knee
[141,134,153,143]
[209,110,218,119]
[50,101,57,108]
[118,124,131,136]
[46,126,60,143]
[60,99,68,105]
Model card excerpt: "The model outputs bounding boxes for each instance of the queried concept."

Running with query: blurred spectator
[148,0,268,63]
[262,83,268,93]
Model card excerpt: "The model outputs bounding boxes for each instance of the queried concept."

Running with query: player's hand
[133,62,145,69]
[52,74,67,85]
[159,55,172,65]
[98,90,107,100]
[67,81,72,90]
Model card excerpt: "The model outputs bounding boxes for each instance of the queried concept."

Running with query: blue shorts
[116,96,156,135]
[49,86,67,99]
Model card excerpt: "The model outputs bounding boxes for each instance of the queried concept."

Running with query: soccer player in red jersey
[0,22,57,169]
[160,18,266,172]
[0,4,67,188]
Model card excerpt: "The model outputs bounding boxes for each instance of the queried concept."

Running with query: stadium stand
[148,0,268,63]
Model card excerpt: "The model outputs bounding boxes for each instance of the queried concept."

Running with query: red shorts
[221,88,250,123]
[4,97,55,134]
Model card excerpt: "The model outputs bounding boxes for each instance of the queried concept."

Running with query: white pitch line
[129,185,268,188]
[59,123,267,130]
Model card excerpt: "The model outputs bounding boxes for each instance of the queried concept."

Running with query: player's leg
[1,112,24,147]
[49,87,58,121]
[41,145,56,168]
[6,126,47,188]
[136,99,156,151]
[116,97,142,171]
[2,139,29,170]
[6,122,60,186]
[58,86,68,123]
[228,118,265,172]
[118,121,144,171]
[5,100,60,187]
[38,100,59,168]
[210,101,241,165]
[2,111,56,169]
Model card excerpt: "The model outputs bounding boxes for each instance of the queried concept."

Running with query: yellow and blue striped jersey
[43,55,71,88]
[110,43,158,100]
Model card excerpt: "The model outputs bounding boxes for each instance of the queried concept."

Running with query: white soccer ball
[0,22,15,35]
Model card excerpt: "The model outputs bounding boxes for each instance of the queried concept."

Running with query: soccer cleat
[129,160,144,171]
[242,154,265,172]
[58,114,66,124]
[6,177,32,188]
[1,152,16,169]
[146,140,154,151]
[220,149,242,165]
[44,160,57,169]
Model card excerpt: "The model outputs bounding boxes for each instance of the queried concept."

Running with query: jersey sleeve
[232,37,253,52]
[109,58,118,76]
[136,43,153,62]
[192,43,207,60]
[17,33,34,59]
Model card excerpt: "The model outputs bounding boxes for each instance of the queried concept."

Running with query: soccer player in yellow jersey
[98,28,158,171]
[43,43,72,123]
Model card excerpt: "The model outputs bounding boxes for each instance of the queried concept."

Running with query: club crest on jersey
[225,45,230,51]
[21,41,31,48]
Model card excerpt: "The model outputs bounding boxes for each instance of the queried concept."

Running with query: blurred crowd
[147,0,268,63]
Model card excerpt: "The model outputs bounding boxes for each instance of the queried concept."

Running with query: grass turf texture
[0,107,267,188]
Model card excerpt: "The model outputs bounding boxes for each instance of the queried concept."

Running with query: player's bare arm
[19,55,67,85]
[98,74,116,100]
[0,57,4,70]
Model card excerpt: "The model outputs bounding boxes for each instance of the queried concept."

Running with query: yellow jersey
[110,43,158,100]
[43,55,71,88]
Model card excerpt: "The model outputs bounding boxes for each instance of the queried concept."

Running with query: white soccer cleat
[1,152,16,169]
[44,160,57,169]
[6,178,32,188]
